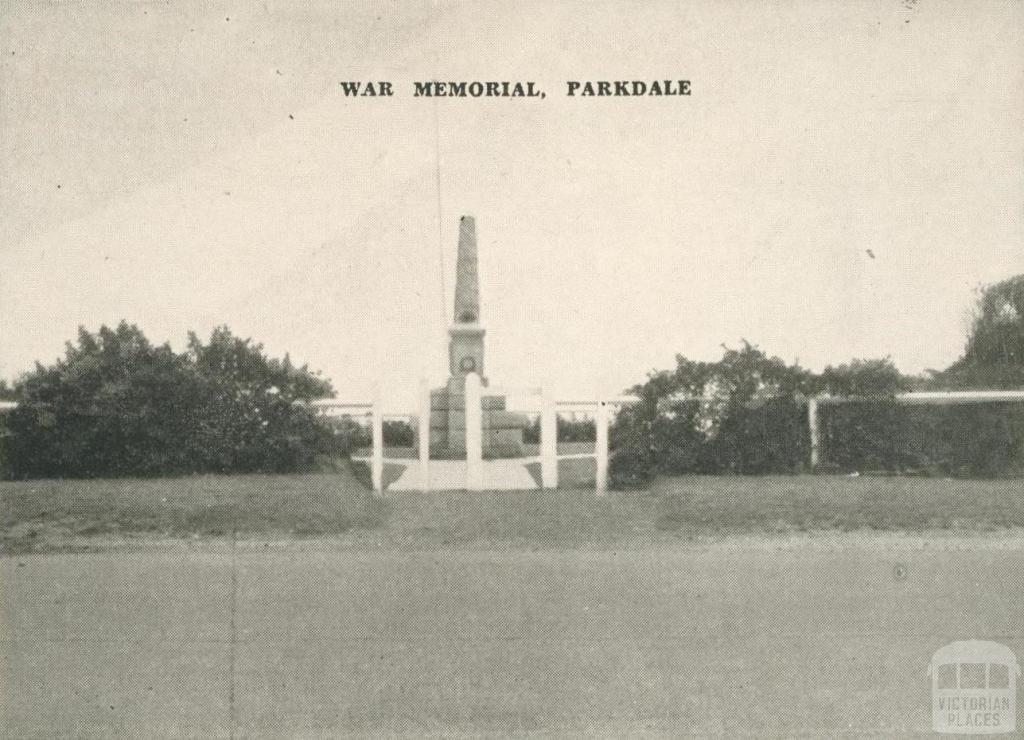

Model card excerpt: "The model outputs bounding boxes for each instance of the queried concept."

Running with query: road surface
[2,536,1022,737]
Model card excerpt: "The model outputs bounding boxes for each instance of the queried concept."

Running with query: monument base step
[389,459,540,491]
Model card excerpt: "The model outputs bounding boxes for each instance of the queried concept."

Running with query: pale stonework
[428,216,528,459]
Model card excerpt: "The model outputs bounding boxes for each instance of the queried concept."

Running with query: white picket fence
[12,385,1019,490]
[0,389,631,494]
[314,374,636,495]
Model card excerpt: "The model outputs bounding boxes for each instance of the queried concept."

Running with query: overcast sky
[1,1,1021,408]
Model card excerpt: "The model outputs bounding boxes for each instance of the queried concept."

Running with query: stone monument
[428,216,528,459]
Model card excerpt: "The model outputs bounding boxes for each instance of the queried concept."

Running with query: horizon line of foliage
[1,322,337,479]
[610,276,1024,485]
[610,345,1024,485]
[1,275,1020,482]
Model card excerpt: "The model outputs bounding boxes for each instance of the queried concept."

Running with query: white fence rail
[317,388,1024,482]
[6,388,1021,487]
[541,396,637,494]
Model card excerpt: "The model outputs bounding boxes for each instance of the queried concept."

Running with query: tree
[816,358,909,397]
[4,323,202,477]
[184,327,334,473]
[0,380,17,401]
[940,275,1024,388]
[609,342,815,485]
[698,344,813,474]
[3,323,336,479]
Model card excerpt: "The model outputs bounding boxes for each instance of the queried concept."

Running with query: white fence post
[418,378,431,491]
[540,391,558,489]
[371,387,384,496]
[595,400,609,496]
[465,372,483,491]
[808,395,821,471]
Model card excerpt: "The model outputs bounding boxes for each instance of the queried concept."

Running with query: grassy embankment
[0,469,383,554]
[2,464,1024,554]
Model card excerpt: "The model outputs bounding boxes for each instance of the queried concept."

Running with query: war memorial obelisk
[428,216,528,459]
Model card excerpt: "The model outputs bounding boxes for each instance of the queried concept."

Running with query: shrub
[523,416,597,445]
[702,396,808,474]
[821,402,1024,478]
[608,348,925,486]
[2,323,336,479]
[609,343,815,486]
[383,420,414,447]
[610,341,1024,485]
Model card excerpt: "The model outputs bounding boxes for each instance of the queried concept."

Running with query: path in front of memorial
[3,534,1022,738]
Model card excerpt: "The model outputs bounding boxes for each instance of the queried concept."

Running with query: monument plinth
[428,215,528,459]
